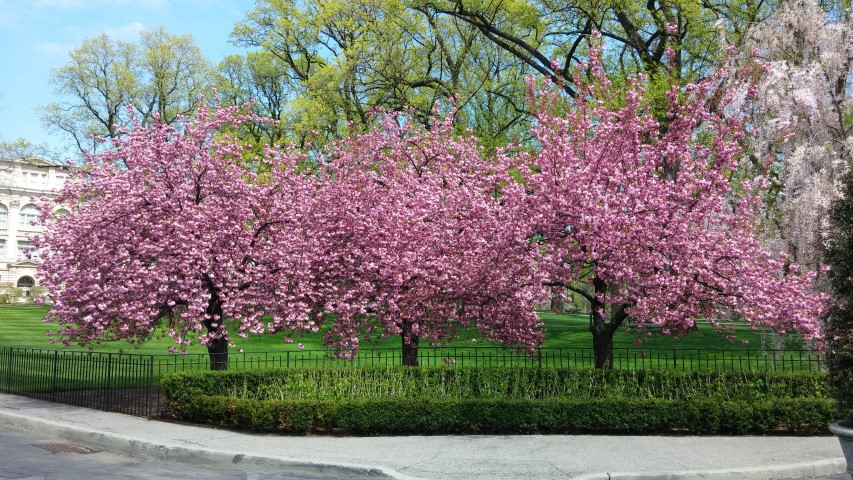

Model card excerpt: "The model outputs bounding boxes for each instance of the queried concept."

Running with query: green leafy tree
[418,0,771,94]
[0,138,62,164]
[41,27,211,154]
[214,51,296,147]
[232,0,529,149]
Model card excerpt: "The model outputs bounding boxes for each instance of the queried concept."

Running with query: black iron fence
[144,346,825,373]
[0,346,825,418]
[1,348,158,417]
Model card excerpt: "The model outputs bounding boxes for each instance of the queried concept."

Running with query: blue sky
[0,0,251,159]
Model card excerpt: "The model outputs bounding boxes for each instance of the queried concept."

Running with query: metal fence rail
[157,347,821,372]
[0,346,825,418]
[1,348,156,417]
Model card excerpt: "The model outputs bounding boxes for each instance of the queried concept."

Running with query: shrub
[163,394,834,435]
[161,367,828,401]
[161,367,834,435]
[825,170,853,419]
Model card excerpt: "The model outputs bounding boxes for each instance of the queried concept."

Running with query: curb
[0,409,423,480]
[0,406,846,480]
[570,458,847,480]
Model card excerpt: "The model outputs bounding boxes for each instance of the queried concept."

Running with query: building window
[28,173,44,188]
[0,203,7,228]
[17,276,34,288]
[19,204,40,230]
[0,239,5,257]
[17,240,34,260]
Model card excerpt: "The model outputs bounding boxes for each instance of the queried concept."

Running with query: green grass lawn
[0,304,810,355]
[0,304,823,375]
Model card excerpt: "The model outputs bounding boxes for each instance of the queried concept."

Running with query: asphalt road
[0,425,340,480]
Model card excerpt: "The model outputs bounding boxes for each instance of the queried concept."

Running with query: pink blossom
[516,36,825,358]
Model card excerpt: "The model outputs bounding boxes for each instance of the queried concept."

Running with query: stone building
[0,156,67,300]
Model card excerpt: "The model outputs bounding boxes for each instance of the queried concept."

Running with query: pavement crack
[395,445,445,475]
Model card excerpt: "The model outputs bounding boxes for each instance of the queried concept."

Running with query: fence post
[3,348,12,392]
[50,350,59,395]
[146,356,155,419]
[106,353,113,399]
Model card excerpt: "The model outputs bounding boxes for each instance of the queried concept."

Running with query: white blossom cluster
[740,0,853,270]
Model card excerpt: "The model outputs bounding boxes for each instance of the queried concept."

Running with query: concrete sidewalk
[0,393,847,480]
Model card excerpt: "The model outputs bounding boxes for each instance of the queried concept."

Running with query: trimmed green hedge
[162,367,829,401]
[165,395,836,435]
[161,367,836,435]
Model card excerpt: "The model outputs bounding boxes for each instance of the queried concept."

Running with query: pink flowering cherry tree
[35,101,547,368]
[518,39,826,368]
[35,104,329,370]
[312,110,546,365]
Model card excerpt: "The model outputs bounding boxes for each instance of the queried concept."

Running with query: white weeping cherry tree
[738,0,853,271]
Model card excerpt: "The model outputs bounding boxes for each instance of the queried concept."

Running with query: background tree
[214,51,295,147]
[0,138,63,164]
[231,0,530,150]
[732,0,853,271]
[418,0,771,98]
[40,27,211,155]
[519,39,825,368]
[418,0,843,325]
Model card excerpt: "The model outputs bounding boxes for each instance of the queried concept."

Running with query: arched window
[0,203,7,228]
[17,276,34,288]
[55,208,70,216]
[19,204,40,230]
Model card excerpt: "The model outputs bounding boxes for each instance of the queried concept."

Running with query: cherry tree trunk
[588,277,623,369]
[591,322,616,369]
[550,286,565,314]
[401,322,419,367]
[204,281,228,370]
[207,336,229,371]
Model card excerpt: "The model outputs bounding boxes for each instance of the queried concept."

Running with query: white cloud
[0,0,23,29]
[103,21,148,40]
[35,41,74,56]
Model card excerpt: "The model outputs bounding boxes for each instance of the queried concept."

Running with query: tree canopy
[519,38,825,367]
[231,0,533,149]
[35,103,545,368]
[40,27,211,154]
[36,39,826,368]
[731,1,853,270]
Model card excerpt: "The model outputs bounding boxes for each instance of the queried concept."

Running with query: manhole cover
[32,443,101,454]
